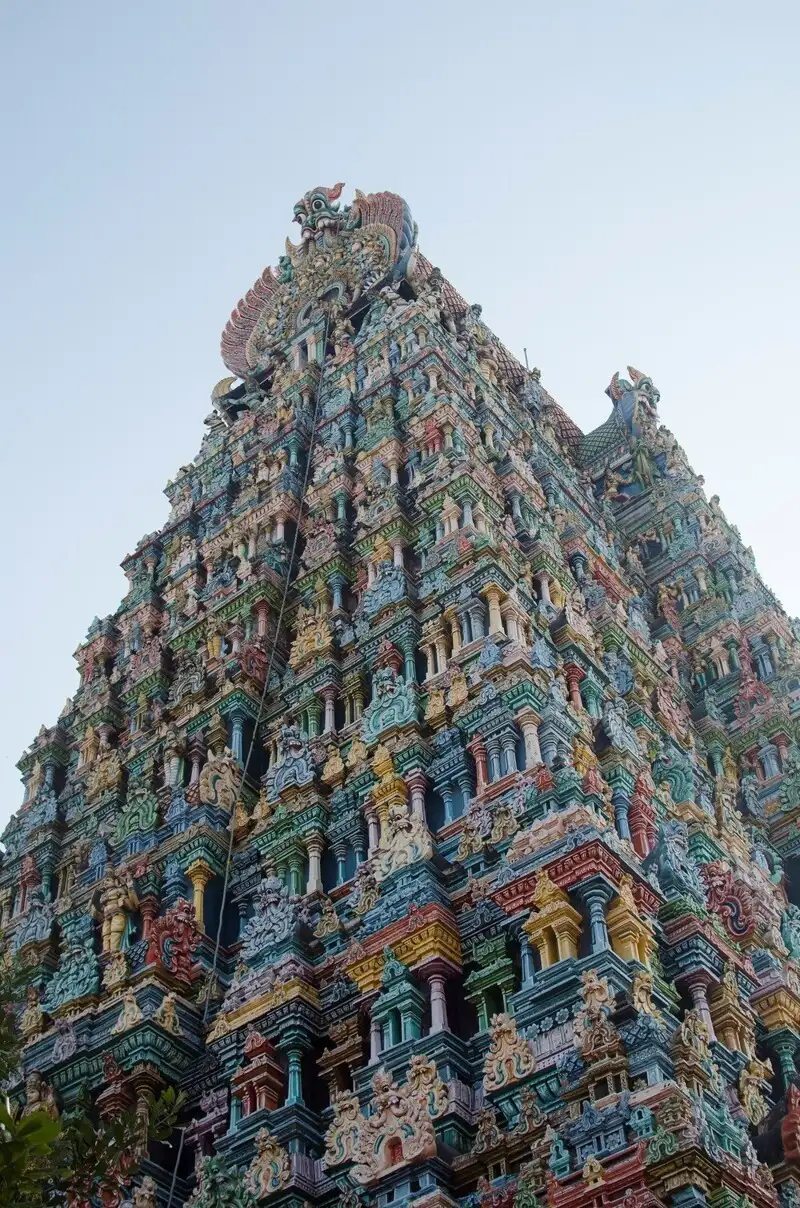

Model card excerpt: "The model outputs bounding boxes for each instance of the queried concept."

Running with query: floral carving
[482,1012,536,1091]
[324,1058,447,1186]
[146,897,201,983]
[700,859,756,940]
[264,724,315,801]
[243,1127,292,1198]
[360,667,416,743]
[241,876,302,958]
[199,747,241,812]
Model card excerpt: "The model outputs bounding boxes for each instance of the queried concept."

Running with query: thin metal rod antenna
[523,346,530,370]
[165,1127,185,1208]
[203,310,331,1024]
[163,312,331,1207]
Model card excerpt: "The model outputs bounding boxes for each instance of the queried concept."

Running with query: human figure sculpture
[94,867,139,953]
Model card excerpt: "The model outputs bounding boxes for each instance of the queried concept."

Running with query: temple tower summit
[4,184,800,1208]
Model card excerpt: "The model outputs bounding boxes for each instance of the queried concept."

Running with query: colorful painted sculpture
[3,183,800,1208]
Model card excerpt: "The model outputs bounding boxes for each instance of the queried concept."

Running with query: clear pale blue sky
[1,1,798,830]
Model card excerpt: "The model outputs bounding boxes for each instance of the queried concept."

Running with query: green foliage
[0,954,29,1084]
[0,953,184,1208]
[0,1102,65,1208]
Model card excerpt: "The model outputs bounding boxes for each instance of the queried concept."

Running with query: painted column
[424,645,436,680]
[580,882,611,953]
[407,771,427,821]
[286,1049,304,1105]
[369,1015,382,1064]
[501,734,518,776]
[367,811,381,854]
[486,738,503,782]
[684,974,716,1042]
[255,602,269,637]
[429,975,449,1033]
[305,836,324,895]
[769,1035,798,1089]
[329,573,346,611]
[323,690,337,735]
[468,737,489,791]
[485,589,504,635]
[565,664,585,712]
[449,615,461,654]
[230,713,245,766]
[469,605,486,639]
[520,936,536,985]
[516,710,542,768]
[611,789,632,842]
[186,860,213,933]
[307,701,322,738]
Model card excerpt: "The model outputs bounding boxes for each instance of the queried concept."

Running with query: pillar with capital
[366,808,381,854]
[305,834,324,895]
[516,708,542,768]
[322,688,337,734]
[577,878,613,953]
[682,973,717,1042]
[468,735,489,791]
[369,1013,382,1064]
[186,859,214,933]
[406,770,427,820]
[564,662,585,712]
[500,731,518,776]
[483,586,504,635]
[429,973,449,1033]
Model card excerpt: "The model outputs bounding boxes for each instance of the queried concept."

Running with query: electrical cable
[164,313,331,1207]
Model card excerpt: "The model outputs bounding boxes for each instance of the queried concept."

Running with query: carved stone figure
[13,885,55,952]
[244,1127,292,1198]
[198,747,240,812]
[241,876,301,958]
[482,1012,536,1091]
[373,800,433,881]
[360,667,416,743]
[22,1070,58,1117]
[146,897,200,982]
[154,991,183,1034]
[112,987,144,1033]
[263,724,315,802]
[95,868,139,954]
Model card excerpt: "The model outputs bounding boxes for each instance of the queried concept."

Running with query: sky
[0,0,798,833]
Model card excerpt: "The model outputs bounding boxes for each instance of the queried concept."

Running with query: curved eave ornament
[220,184,418,379]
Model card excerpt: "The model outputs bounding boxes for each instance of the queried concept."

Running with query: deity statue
[94,867,139,953]
[154,991,183,1035]
[19,984,45,1037]
[580,968,612,1017]
[22,1071,58,1117]
[678,1009,710,1057]
[85,730,124,800]
[112,987,144,1034]
[198,746,240,812]
[631,970,662,1021]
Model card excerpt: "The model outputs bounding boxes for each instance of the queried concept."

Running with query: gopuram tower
[5,184,800,1208]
